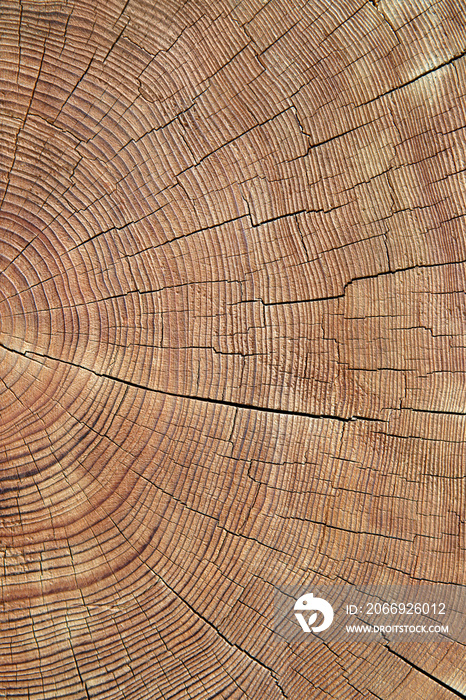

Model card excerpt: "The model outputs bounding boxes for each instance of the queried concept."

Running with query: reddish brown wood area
[1,0,465,697]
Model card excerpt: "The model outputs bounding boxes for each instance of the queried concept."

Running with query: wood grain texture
[0,0,465,697]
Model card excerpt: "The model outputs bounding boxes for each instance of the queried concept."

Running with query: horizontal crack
[261,256,466,305]
[407,407,466,417]
[0,342,382,424]
[364,48,466,105]
[304,48,466,149]
[386,647,466,699]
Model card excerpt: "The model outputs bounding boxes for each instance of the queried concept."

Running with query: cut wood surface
[0,0,465,697]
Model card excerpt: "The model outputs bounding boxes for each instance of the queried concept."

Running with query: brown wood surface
[0,0,465,697]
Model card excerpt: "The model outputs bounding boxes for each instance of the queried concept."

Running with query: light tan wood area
[0,0,465,697]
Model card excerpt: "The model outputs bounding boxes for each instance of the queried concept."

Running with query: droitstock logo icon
[294,593,334,633]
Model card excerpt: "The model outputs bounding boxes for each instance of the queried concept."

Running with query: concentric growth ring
[1,0,465,698]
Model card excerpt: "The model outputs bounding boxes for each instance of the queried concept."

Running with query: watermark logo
[294,593,334,633]
[275,584,462,645]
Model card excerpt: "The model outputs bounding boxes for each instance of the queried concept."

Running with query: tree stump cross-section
[0,0,465,698]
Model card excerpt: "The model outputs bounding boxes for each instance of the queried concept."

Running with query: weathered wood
[0,0,465,697]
